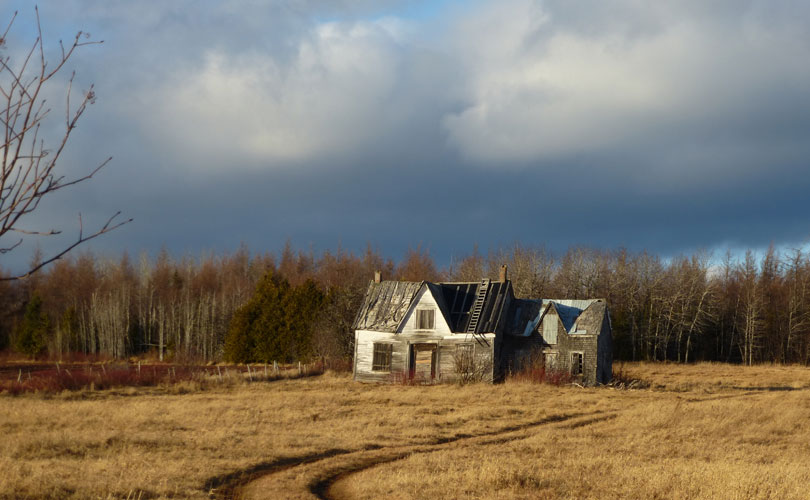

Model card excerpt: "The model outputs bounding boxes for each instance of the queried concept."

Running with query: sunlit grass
[1,363,809,499]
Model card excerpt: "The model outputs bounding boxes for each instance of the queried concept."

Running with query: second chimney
[499,264,508,283]
[374,270,382,283]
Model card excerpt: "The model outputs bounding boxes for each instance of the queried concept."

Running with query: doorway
[410,343,437,381]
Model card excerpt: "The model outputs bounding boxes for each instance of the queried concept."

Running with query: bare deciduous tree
[0,9,129,280]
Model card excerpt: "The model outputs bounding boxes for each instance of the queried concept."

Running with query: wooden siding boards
[353,329,495,383]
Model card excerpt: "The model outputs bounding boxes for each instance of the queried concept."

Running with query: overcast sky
[2,0,810,272]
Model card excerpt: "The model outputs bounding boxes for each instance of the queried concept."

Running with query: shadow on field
[204,448,352,499]
[729,385,805,392]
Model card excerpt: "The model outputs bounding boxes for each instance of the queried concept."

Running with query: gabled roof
[352,281,423,333]
[437,280,512,333]
[353,279,513,334]
[507,298,608,337]
[571,300,608,334]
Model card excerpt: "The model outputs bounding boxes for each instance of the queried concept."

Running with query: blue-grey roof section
[505,298,606,337]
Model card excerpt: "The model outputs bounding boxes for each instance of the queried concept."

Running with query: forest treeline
[2,242,810,365]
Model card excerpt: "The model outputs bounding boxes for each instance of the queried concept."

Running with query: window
[372,343,392,372]
[416,309,435,330]
[570,352,583,376]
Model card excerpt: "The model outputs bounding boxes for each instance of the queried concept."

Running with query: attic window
[372,343,392,372]
[416,309,435,330]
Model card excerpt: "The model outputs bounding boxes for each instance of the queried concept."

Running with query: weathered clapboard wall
[596,310,613,384]
[353,330,496,383]
[540,300,610,385]
[353,330,408,383]
[436,334,495,383]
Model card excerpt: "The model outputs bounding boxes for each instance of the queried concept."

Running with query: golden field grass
[1,362,810,499]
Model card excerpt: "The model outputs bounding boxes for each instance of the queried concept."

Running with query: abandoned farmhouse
[352,267,613,385]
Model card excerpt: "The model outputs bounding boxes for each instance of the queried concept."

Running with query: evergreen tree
[15,293,51,357]
[60,307,80,353]
[224,272,324,363]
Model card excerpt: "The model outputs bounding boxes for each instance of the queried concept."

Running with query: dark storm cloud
[3,0,810,273]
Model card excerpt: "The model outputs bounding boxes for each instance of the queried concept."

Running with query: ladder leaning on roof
[466,279,491,334]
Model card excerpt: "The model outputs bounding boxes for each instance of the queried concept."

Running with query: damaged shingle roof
[352,281,423,332]
[571,300,607,334]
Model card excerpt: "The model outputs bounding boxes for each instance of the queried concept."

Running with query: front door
[410,343,437,381]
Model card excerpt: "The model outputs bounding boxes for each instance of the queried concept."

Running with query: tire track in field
[310,411,620,500]
[314,391,775,500]
[203,448,355,499]
[213,389,768,499]
[226,410,605,500]
[306,390,770,500]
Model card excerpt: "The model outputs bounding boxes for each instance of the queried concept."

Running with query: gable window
[416,309,435,330]
[372,343,392,372]
[570,352,584,376]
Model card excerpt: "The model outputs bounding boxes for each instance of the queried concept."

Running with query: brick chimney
[374,270,382,283]
[499,264,508,283]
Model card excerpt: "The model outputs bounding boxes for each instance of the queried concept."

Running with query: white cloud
[140,17,419,168]
[442,0,810,167]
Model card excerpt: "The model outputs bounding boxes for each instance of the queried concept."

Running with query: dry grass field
[1,362,810,499]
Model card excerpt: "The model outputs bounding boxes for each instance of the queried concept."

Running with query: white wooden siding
[354,330,405,382]
[354,329,495,383]
[398,287,452,335]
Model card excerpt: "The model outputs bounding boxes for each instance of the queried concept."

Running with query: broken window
[372,343,392,372]
[571,352,583,376]
[416,309,435,330]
